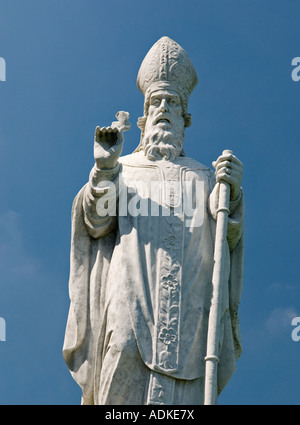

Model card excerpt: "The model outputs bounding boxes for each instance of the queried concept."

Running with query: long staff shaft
[204,149,232,405]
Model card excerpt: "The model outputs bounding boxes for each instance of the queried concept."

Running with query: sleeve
[83,163,120,239]
[63,186,117,404]
[208,181,244,251]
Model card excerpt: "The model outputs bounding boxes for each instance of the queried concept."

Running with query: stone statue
[63,36,244,405]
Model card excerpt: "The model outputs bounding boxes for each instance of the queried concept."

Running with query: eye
[169,98,179,107]
[151,98,161,107]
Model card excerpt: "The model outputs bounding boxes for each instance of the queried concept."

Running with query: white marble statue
[63,36,244,405]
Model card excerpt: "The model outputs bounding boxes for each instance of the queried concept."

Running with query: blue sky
[0,0,300,405]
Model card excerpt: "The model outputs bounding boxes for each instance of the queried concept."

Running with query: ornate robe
[63,151,244,405]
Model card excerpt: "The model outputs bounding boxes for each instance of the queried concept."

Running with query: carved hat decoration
[137,36,198,114]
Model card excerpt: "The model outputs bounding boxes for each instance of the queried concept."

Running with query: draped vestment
[63,151,244,405]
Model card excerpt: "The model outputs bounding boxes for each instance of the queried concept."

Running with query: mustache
[154,113,172,125]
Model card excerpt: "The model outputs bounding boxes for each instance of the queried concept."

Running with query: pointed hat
[137,36,198,102]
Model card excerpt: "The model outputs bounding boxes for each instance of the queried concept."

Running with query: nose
[159,98,169,112]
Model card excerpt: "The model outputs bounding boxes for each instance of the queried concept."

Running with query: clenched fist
[212,151,243,201]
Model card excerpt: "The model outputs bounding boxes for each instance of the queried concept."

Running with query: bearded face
[141,89,185,161]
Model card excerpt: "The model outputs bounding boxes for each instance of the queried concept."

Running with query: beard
[142,126,185,161]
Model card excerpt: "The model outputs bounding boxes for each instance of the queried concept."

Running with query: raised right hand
[93,126,124,170]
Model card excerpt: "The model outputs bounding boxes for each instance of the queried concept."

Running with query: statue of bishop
[63,36,244,405]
